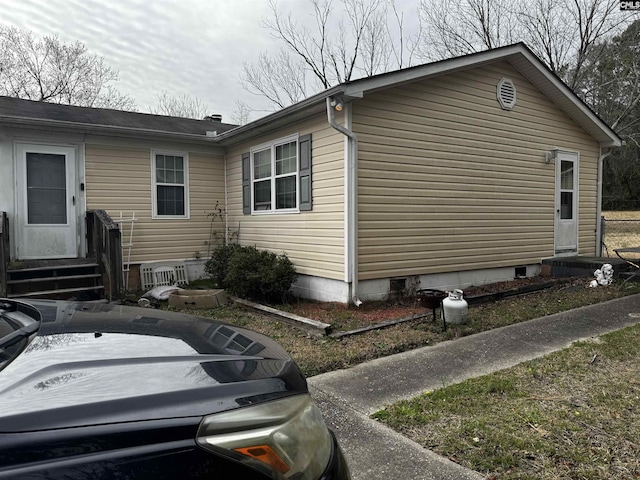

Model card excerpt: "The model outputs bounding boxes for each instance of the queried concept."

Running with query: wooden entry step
[6,258,104,300]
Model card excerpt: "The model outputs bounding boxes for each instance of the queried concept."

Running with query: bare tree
[563,0,628,89]
[0,26,135,110]
[149,91,210,119]
[231,100,253,126]
[242,50,307,109]
[516,0,574,75]
[581,20,640,208]
[417,1,637,207]
[386,1,422,71]
[417,0,631,89]
[521,0,629,89]
[241,0,420,109]
[417,0,521,60]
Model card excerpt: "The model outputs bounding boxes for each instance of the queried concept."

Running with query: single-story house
[0,43,621,303]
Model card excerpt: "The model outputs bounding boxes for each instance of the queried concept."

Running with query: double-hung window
[252,137,297,212]
[242,134,312,215]
[152,151,189,219]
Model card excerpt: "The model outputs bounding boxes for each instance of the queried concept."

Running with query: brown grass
[176,281,640,377]
[374,325,640,479]
[602,211,640,255]
[602,210,640,220]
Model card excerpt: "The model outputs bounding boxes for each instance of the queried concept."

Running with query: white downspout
[596,146,612,256]
[223,153,229,245]
[326,97,362,306]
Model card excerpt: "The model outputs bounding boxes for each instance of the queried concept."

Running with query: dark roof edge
[215,86,344,144]
[0,114,225,145]
[0,43,619,149]
[514,44,621,147]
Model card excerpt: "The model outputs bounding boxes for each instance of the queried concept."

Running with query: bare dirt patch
[168,278,640,377]
[276,299,425,330]
[276,277,578,331]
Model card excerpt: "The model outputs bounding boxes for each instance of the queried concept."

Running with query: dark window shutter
[298,134,312,211]
[242,152,250,214]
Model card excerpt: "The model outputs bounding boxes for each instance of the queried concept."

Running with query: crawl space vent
[497,77,516,110]
[140,261,189,290]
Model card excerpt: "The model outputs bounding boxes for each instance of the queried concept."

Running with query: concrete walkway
[309,294,640,480]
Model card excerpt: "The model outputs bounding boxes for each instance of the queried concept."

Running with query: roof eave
[510,48,621,147]
[0,115,225,146]
[3,44,617,150]
[340,43,620,147]
[218,43,620,148]
[215,86,344,146]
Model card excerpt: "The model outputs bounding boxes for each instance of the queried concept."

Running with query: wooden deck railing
[87,210,122,300]
[0,212,8,298]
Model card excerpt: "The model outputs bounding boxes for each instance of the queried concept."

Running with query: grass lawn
[170,280,640,477]
[602,211,640,220]
[372,323,640,479]
[177,281,640,377]
[602,210,640,254]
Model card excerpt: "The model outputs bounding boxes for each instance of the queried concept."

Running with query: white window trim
[250,134,299,215]
[151,150,190,219]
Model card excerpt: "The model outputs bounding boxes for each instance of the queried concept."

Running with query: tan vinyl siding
[85,144,225,264]
[226,113,345,280]
[354,61,600,280]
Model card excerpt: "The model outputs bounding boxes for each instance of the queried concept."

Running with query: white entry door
[15,144,78,259]
[554,151,579,255]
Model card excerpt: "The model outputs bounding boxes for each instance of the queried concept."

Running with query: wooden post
[91,210,123,301]
[85,211,95,259]
[108,227,123,300]
[0,212,8,298]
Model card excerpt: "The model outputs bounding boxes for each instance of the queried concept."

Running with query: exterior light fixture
[545,149,558,164]
[330,98,344,112]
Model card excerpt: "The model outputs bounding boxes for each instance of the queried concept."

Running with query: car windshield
[0,301,41,371]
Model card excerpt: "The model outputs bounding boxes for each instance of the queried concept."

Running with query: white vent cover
[497,78,516,110]
[140,261,189,290]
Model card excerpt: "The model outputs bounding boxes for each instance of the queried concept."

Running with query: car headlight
[196,394,332,480]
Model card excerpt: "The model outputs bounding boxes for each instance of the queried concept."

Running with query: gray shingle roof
[0,96,238,136]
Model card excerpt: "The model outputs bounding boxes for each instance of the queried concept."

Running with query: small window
[560,160,574,220]
[152,151,189,219]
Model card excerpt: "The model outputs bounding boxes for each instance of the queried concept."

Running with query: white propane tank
[442,289,468,324]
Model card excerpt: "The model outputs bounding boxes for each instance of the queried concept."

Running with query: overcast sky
[0,0,324,122]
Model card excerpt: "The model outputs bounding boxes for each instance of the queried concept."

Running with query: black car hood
[0,301,307,433]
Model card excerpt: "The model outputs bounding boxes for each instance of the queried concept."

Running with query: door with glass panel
[554,151,579,255]
[15,144,78,259]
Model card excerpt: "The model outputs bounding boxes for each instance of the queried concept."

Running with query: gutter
[216,86,344,145]
[326,97,362,307]
[0,115,227,146]
[596,146,613,256]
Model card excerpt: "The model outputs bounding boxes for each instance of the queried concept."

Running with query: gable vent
[497,78,516,110]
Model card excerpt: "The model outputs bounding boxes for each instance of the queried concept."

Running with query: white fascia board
[342,44,526,97]
[511,49,621,147]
